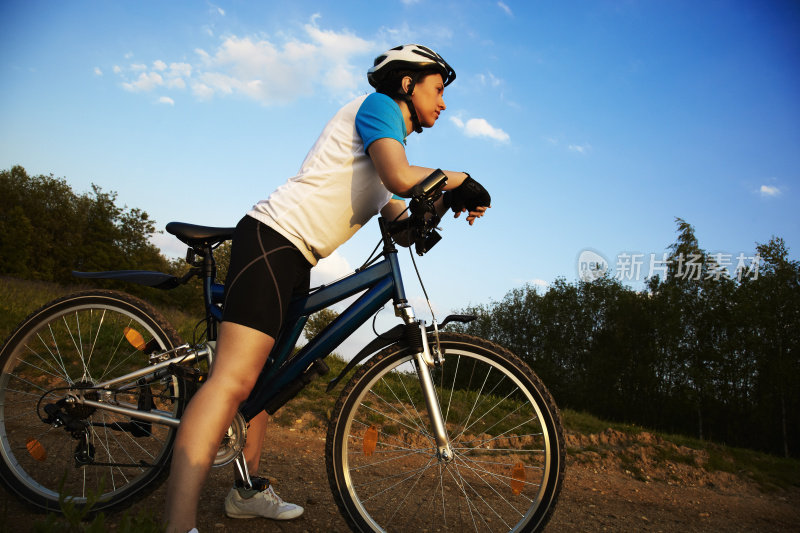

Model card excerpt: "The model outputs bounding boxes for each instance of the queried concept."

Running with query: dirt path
[2,420,799,532]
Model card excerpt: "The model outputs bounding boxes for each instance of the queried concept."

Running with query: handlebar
[384,169,448,255]
[409,169,447,198]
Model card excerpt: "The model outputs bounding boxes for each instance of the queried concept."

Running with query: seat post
[202,244,219,341]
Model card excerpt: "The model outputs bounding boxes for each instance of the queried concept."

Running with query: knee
[203,372,258,406]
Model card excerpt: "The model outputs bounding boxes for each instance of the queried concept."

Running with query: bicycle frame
[68,216,454,461]
[239,244,407,420]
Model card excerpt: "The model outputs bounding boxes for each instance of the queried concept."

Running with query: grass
[562,409,645,436]
[0,276,202,343]
[270,352,348,428]
[562,409,800,490]
[0,476,166,532]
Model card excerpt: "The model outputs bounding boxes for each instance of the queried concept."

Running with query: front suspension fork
[410,320,453,462]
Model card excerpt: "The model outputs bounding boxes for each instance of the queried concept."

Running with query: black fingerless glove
[444,174,491,212]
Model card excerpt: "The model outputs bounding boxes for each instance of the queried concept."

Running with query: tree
[749,237,800,457]
[304,309,339,341]
[0,165,172,283]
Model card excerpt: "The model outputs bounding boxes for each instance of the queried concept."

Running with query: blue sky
[1,1,798,353]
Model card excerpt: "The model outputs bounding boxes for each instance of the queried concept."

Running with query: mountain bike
[0,173,565,532]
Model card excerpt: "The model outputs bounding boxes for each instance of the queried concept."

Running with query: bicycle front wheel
[0,290,184,513]
[326,332,565,532]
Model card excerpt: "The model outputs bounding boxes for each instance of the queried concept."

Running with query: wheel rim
[338,346,556,532]
[0,300,179,507]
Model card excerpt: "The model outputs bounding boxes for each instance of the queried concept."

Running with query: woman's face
[411,73,446,128]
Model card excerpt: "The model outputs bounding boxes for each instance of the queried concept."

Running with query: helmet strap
[401,78,423,134]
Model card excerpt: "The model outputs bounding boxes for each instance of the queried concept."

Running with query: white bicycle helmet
[368,44,456,89]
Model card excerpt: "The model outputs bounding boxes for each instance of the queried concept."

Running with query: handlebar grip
[409,169,448,198]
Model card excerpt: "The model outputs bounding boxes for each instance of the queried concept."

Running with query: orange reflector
[26,438,47,462]
[511,462,525,495]
[363,425,378,456]
[124,327,147,351]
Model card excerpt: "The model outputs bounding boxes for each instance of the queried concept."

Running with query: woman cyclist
[165,44,492,533]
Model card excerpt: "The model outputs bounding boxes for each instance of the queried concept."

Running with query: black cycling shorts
[222,216,312,338]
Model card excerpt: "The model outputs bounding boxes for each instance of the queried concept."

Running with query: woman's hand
[454,205,490,225]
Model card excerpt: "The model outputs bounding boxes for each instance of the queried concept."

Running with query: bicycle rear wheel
[326,332,564,532]
[0,290,184,513]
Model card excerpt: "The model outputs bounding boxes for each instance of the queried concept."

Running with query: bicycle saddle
[166,222,235,247]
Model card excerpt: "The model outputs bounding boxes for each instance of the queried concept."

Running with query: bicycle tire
[326,332,565,532]
[0,290,184,513]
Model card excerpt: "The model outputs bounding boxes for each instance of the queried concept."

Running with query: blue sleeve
[355,93,406,152]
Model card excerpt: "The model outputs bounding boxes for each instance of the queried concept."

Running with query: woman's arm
[370,137,490,225]
[368,138,469,196]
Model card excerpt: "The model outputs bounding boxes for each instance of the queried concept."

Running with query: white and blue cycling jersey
[249,93,407,266]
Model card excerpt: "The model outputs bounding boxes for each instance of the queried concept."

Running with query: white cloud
[189,24,371,103]
[408,296,439,318]
[511,278,549,291]
[311,251,353,287]
[158,96,175,105]
[498,1,513,16]
[568,143,591,154]
[376,22,416,46]
[122,71,164,92]
[208,3,225,16]
[169,62,192,78]
[760,184,781,197]
[93,67,103,76]
[113,65,121,74]
[113,15,379,105]
[192,82,215,100]
[479,72,501,87]
[450,116,510,143]
[167,77,186,89]
[150,232,186,259]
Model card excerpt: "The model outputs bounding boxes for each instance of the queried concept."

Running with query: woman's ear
[400,75,414,95]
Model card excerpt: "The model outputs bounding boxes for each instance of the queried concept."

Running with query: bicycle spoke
[0,292,184,512]
[368,380,432,440]
[348,449,429,476]
[377,372,432,440]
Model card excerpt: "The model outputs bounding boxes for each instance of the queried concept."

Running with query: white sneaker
[224,484,304,520]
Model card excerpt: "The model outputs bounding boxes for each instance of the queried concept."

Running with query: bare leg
[164,322,274,533]
[244,411,268,474]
